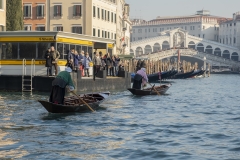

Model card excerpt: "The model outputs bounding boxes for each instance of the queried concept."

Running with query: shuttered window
[0,0,3,9]
[72,26,82,34]
[54,5,62,17]
[93,28,96,36]
[37,5,44,17]
[93,6,96,17]
[97,8,100,18]
[24,5,32,18]
[36,26,45,31]
[101,9,104,19]
[56,26,63,31]
[73,5,81,16]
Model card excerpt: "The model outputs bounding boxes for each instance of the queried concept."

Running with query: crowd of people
[45,47,124,78]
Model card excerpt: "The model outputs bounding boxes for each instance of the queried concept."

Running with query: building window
[37,4,45,18]
[105,31,107,38]
[56,26,63,31]
[73,5,81,17]
[72,26,82,34]
[114,14,116,23]
[193,26,195,30]
[0,25,4,31]
[115,34,116,40]
[0,0,3,9]
[93,28,96,36]
[234,37,236,44]
[93,6,96,17]
[203,34,205,38]
[234,23,236,26]
[107,11,110,21]
[54,5,62,17]
[108,32,110,38]
[102,30,104,38]
[97,8,100,18]
[198,34,200,37]
[23,4,32,18]
[98,29,100,37]
[105,10,107,20]
[111,33,113,39]
[111,12,113,22]
[24,25,32,31]
[101,9,104,19]
[36,26,45,31]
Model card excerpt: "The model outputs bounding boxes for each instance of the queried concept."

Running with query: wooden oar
[70,90,95,112]
[148,82,161,96]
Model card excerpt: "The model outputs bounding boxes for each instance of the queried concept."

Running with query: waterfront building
[131,10,230,43]
[219,12,240,50]
[0,0,6,31]
[22,0,47,31]
[21,0,132,55]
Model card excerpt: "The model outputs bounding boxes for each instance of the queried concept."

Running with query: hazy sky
[125,0,240,20]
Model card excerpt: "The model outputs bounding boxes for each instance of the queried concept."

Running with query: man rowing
[132,67,148,90]
[49,67,75,104]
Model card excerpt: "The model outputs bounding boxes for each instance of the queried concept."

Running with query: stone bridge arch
[205,45,213,54]
[173,32,185,47]
[130,49,134,55]
[162,41,170,50]
[188,41,195,49]
[231,52,239,61]
[214,48,221,56]
[144,45,152,54]
[153,43,161,52]
[136,47,143,56]
[197,43,204,52]
[222,50,230,59]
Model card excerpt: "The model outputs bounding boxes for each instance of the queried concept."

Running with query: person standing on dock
[132,68,148,90]
[83,52,92,77]
[51,46,60,76]
[93,52,102,76]
[45,48,52,76]
[49,67,75,104]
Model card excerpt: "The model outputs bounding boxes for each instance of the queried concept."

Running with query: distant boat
[128,84,172,96]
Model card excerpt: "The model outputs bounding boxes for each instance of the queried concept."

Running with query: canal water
[0,74,240,160]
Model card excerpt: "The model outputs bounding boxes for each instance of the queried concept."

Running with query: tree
[5,0,23,59]
[6,0,23,31]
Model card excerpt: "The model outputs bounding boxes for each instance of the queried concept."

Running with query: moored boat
[38,92,110,113]
[127,84,171,96]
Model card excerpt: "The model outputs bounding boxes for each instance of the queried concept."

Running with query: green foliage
[6,0,23,31]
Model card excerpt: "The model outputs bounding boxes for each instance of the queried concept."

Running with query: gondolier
[49,67,75,104]
[132,68,148,90]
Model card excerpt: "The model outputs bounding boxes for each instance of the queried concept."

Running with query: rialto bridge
[130,28,240,67]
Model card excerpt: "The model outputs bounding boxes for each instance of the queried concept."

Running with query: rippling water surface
[0,74,240,160]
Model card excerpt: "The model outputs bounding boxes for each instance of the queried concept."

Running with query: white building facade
[131,10,229,43]
[219,12,240,50]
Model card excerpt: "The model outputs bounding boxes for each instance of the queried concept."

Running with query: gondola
[38,92,110,113]
[127,84,171,96]
[172,70,195,79]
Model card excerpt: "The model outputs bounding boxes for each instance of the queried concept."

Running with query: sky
[125,0,240,20]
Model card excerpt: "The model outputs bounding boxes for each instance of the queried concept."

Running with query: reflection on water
[0,75,240,159]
